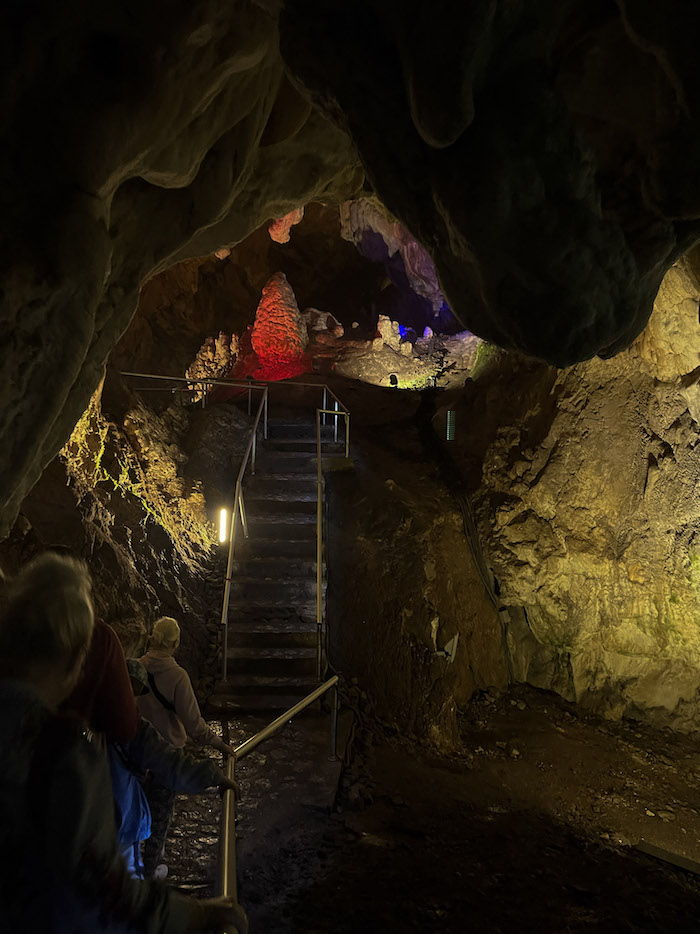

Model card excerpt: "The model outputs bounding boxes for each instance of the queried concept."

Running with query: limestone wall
[463,261,700,728]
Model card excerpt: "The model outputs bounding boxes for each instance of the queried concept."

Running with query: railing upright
[220,498,240,682]
[218,754,238,903]
[316,407,324,681]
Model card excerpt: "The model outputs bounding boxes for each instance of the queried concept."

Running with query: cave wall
[0,3,362,538]
[112,203,387,377]
[327,383,507,748]
[449,255,700,728]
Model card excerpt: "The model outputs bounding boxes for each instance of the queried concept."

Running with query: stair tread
[227,646,316,660]
[227,617,317,633]
[215,675,320,689]
[206,694,319,712]
[228,601,318,613]
[249,513,316,523]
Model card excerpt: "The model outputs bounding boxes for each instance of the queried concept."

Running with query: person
[49,544,140,744]
[0,552,247,934]
[111,660,239,878]
[138,616,236,878]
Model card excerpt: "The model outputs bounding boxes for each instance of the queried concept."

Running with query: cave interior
[6,1,700,930]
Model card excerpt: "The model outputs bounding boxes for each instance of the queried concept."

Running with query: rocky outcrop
[327,385,507,748]
[269,206,305,243]
[185,332,239,400]
[455,258,700,729]
[0,3,362,536]
[6,1,700,550]
[282,0,700,364]
[250,271,308,361]
[340,198,446,315]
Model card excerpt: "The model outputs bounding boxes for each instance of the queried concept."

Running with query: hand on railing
[193,896,248,933]
[218,776,242,799]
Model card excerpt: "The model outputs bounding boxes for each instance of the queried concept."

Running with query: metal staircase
[209,400,347,714]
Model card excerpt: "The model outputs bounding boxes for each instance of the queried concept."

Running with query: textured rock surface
[185,332,239,400]
[281,0,700,365]
[340,199,446,315]
[250,271,309,361]
[268,206,305,243]
[451,258,700,728]
[327,381,507,747]
[0,3,362,536]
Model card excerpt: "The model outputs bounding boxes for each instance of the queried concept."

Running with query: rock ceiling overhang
[2,0,700,533]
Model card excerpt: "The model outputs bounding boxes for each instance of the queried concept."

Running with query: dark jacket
[0,679,196,934]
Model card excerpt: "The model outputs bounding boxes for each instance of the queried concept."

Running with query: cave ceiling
[2,0,700,534]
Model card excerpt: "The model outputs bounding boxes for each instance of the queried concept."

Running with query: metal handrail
[315,408,350,679]
[121,370,268,391]
[217,676,340,914]
[220,386,269,680]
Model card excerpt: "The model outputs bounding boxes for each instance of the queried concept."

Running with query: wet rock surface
[164,685,700,933]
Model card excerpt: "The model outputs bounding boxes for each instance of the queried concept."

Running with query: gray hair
[0,553,94,675]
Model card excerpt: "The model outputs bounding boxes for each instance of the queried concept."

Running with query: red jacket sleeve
[90,623,139,743]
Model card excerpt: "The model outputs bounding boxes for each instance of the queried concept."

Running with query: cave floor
[165,685,700,932]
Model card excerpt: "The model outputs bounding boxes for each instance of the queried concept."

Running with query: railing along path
[122,372,349,929]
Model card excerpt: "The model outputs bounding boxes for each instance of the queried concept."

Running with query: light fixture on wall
[435,633,459,663]
[446,409,456,441]
[219,508,228,544]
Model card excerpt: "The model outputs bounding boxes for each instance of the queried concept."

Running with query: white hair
[149,616,180,649]
[0,553,94,675]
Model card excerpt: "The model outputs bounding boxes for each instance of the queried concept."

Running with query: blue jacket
[0,680,197,933]
[109,717,225,845]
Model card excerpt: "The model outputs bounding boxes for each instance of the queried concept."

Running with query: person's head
[0,553,94,704]
[149,616,180,654]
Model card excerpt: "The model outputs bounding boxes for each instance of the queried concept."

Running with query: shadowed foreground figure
[0,553,247,934]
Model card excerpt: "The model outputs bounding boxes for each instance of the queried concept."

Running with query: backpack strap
[146,672,177,713]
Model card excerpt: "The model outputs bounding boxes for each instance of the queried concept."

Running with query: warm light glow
[219,508,228,543]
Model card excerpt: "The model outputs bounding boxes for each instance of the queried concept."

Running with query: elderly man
[0,552,246,934]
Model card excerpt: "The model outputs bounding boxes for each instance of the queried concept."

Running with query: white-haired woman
[138,615,235,878]
[0,554,246,934]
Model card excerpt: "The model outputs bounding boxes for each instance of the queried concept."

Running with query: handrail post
[316,407,323,682]
[263,387,268,439]
[220,504,240,682]
[238,486,249,539]
[329,683,339,761]
[247,377,252,415]
[322,386,327,427]
[345,413,350,459]
[251,430,257,475]
[334,400,339,443]
[218,755,238,901]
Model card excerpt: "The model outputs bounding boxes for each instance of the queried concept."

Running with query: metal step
[206,693,321,714]
[240,538,317,559]
[265,439,345,454]
[228,578,323,604]
[230,557,319,577]
[226,617,317,649]
[226,646,317,677]
[245,496,317,515]
[244,480,317,502]
[213,674,320,695]
[247,517,317,540]
[227,603,318,624]
[267,421,335,440]
[255,453,316,474]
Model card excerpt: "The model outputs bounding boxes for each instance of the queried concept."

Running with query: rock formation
[340,199,446,316]
[452,256,700,729]
[5,1,700,563]
[268,206,305,243]
[249,271,309,366]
